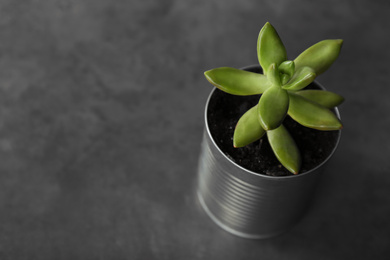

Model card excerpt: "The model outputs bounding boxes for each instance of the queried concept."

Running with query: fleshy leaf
[233,104,266,148]
[288,92,342,130]
[282,67,316,90]
[295,90,344,108]
[279,60,295,78]
[267,124,301,174]
[204,67,271,96]
[294,39,343,75]
[258,86,289,131]
[281,74,290,85]
[257,22,287,75]
[267,63,282,87]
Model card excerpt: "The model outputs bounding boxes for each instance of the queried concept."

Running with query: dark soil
[206,66,340,176]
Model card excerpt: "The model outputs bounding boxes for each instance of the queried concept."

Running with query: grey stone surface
[0,0,389,259]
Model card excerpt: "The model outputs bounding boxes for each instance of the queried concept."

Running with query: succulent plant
[204,22,344,174]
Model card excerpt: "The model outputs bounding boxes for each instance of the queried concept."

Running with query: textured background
[0,0,389,259]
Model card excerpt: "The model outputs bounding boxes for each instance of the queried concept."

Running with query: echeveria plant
[204,22,344,174]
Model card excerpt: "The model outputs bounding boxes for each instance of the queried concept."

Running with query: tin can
[197,65,341,239]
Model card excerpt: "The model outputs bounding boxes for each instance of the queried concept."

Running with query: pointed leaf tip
[267,125,301,174]
[257,22,287,75]
[294,39,343,75]
[336,39,344,45]
[288,92,342,130]
[204,67,271,96]
[295,90,344,108]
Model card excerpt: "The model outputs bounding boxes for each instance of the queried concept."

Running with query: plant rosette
[197,22,343,238]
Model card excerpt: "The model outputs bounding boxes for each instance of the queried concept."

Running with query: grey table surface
[0,0,389,259]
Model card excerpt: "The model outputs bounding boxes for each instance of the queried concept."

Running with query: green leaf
[282,67,316,90]
[233,105,266,148]
[257,22,287,75]
[204,67,271,96]
[267,124,301,174]
[258,86,289,131]
[288,92,342,130]
[295,90,344,108]
[267,63,282,87]
[281,74,290,85]
[279,60,295,78]
[294,39,343,75]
